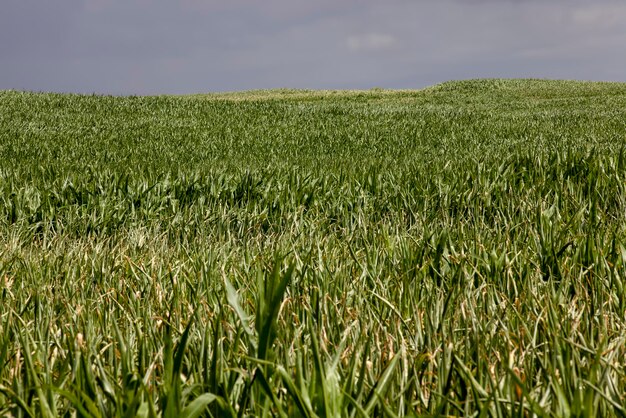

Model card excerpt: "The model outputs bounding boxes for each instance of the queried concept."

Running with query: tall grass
[2,79,626,416]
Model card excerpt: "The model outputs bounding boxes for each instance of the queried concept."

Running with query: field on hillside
[2,79,626,416]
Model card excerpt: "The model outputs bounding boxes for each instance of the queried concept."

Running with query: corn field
[1,79,626,416]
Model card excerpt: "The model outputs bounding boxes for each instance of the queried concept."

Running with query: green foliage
[2,79,626,416]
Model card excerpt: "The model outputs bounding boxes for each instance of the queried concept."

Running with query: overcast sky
[2,0,625,95]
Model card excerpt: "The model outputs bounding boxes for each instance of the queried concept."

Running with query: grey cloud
[1,0,625,94]
[346,33,398,53]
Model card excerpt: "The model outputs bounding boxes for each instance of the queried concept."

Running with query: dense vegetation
[2,79,626,416]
